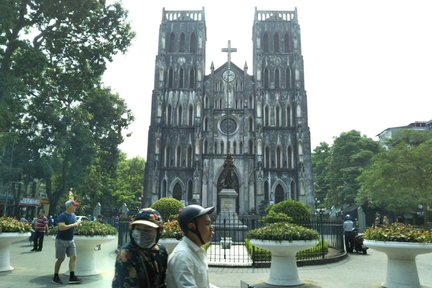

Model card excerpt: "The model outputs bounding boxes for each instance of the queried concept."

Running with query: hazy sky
[103,0,432,159]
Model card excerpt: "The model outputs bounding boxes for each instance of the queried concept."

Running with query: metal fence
[117,214,344,267]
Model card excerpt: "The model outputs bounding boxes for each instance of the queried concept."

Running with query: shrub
[364,222,432,243]
[0,217,32,233]
[266,200,311,224]
[150,198,185,221]
[247,222,319,241]
[49,221,117,236]
[261,210,292,224]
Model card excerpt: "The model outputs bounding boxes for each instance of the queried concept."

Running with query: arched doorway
[275,184,284,203]
[172,183,182,201]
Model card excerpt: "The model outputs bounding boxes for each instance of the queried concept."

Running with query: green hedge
[150,198,185,221]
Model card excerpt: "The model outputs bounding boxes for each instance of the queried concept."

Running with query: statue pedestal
[214,188,248,242]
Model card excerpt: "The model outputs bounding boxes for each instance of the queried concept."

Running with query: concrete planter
[250,239,318,286]
[72,235,116,276]
[0,232,31,272]
[159,238,180,254]
[364,240,432,288]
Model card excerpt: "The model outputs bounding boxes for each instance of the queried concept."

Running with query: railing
[117,213,344,266]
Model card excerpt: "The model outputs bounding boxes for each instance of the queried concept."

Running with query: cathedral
[144,8,315,213]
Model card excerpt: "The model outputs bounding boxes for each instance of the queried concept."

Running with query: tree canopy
[357,130,432,216]
[0,0,136,215]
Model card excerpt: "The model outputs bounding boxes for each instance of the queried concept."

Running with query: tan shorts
[55,238,77,259]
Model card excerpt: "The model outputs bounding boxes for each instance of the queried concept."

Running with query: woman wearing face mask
[112,208,168,288]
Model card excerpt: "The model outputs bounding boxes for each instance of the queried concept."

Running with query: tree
[357,131,432,220]
[312,142,332,205]
[325,130,380,207]
[0,0,135,215]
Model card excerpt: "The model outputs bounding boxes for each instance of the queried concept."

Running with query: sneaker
[69,275,81,284]
[52,276,63,285]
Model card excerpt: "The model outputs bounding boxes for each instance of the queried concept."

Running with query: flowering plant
[162,219,183,240]
[247,222,319,241]
[0,216,32,233]
[49,220,117,236]
[364,223,432,243]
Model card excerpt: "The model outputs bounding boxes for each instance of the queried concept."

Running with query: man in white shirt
[166,204,218,288]
[343,214,355,253]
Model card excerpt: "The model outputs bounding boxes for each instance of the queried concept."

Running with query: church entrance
[275,184,284,203]
[172,183,182,201]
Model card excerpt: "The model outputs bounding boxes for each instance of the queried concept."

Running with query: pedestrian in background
[31,210,48,252]
[343,214,355,253]
[52,200,82,285]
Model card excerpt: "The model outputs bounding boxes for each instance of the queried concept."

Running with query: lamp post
[315,198,325,259]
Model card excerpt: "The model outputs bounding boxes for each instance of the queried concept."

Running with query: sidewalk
[1,236,432,288]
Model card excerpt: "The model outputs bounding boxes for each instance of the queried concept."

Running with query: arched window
[284,32,290,53]
[274,33,279,52]
[187,145,193,167]
[286,105,291,127]
[264,68,269,89]
[233,141,237,155]
[249,117,254,132]
[203,139,208,154]
[249,139,254,154]
[167,105,172,125]
[264,105,269,126]
[169,32,175,52]
[179,69,184,89]
[275,68,280,89]
[190,33,197,52]
[161,179,167,198]
[204,117,208,131]
[176,146,181,167]
[189,68,196,89]
[178,105,182,126]
[265,146,270,168]
[168,68,173,89]
[165,146,171,167]
[288,146,293,169]
[285,67,291,89]
[179,33,185,52]
[188,105,193,126]
[276,105,280,127]
[277,146,282,168]
[220,141,224,154]
[263,32,269,53]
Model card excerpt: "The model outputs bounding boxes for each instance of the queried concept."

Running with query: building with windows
[144,8,314,213]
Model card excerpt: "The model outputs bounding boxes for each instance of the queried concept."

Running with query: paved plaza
[1,236,432,288]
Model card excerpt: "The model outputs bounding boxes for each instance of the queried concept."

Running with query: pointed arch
[286,105,292,127]
[275,104,281,127]
[189,68,196,89]
[203,139,208,154]
[249,139,254,154]
[274,33,280,52]
[275,68,280,89]
[263,67,269,89]
[277,145,282,168]
[249,116,254,132]
[167,104,172,125]
[168,68,174,89]
[176,145,181,167]
[188,104,193,126]
[263,32,269,53]
[275,184,284,203]
[169,32,175,52]
[179,33,185,52]
[265,145,270,168]
[285,66,291,89]
[179,68,184,89]
[190,32,197,52]
[165,145,171,167]
[284,32,291,53]
[187,145,193,167]
[178,105,182,126]
[264,105,269,126]
[172,182,183,201]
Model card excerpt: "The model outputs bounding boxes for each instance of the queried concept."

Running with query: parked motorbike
[353,228,368,254]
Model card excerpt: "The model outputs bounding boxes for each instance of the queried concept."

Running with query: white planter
[0,232,31,272]
[250,239,318,286]
[72,235,116,276]
[159,238,180,254]
[364,240,432,288]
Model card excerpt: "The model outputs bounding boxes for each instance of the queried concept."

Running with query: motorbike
[353,228,368,254]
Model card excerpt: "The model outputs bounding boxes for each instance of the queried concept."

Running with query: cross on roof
[221,40,237,69]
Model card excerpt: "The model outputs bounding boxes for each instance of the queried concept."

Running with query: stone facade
[144,8,315,213]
